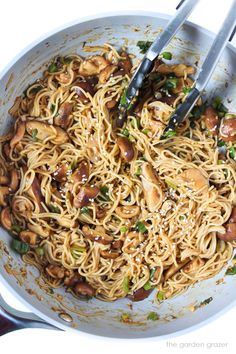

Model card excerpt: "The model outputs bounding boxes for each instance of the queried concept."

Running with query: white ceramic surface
[0,12,236,339]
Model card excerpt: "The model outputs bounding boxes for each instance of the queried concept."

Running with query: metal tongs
[116,0,236,135]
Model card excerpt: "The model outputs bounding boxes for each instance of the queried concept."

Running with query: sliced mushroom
[164,258,190,281]
[87,134,100,163]
[28,177,45,212]
[54,102,73,129]
[99,64,117,84]
[73,185,99,208]
[0,176,9,185]
[28,223,49,237]
[100,250,120,259]
[156,63,195,77]
[178,168,208,193]
[116,205,140,219]
[57,217,75,229]
[10,121,26,148]
[95,205,107,219]
[3,143,11,160]
[128,287,151,302]
[46,265,65,279]
[204,106,219,135]
[119,52,132,74]
[71,160,90,184]
[73,80,96,102]
[55,73,71,84]
[0,186,9,206]
[111,239,124,250]
[79,55,109,76]
[229,207,236,223]
[141,163,164,212]
[64,271,84,287]
[106,99,118,109]
[183,257,205,274]
[12,197,33,218]
[82,225,113,245]
[9,169,19,192]
[19,230,37,245]
[159,94,178,106]
[220,118,236,142]
[26,120,69,144]
[74,282,96,297]
[0,207,12,230]
[116,136,134,162]
[217,223,236,241]
[52,164,68,182]
[8,96,21,118]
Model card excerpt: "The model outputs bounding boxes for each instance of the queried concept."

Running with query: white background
[0,0,236,353]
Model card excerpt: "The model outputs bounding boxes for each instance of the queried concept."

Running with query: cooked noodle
[0,44,236,302]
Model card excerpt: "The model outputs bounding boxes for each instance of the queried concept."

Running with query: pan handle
[0,294,59,335]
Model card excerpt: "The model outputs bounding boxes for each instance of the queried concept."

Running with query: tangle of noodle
[0,44,235,302]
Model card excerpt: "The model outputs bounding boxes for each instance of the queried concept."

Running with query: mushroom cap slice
[26,120,69,144]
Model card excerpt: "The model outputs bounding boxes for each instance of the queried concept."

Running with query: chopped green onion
[200,297,213,306]
[137,40,153,54]
[225,113,235,119]
[165,178,178,189]
[142,129,150,135]
[11,223,21,233]
[217,139,226,147]
[149,268,156,280]
[164,77,178,90]
[48,63,58,73]
[80,207,89,214]
[70,160,77,171]
[217,160,225,165]
[147,312,159,321]
[121,313,131,322]
[229,146,235,159]
[99,186,110,201]
[226,265,236,275]
[129,135,135,143]
[71,245,86,259]
[123,276,130,293]
[179,215,186,221]
[130,117,141,129]
[212,96,228,115]
[135,221,147,234]
[134,166,142,177]
[143,281,152,291]
[50,104,56,113]
[161,51,172,60]
[49,204,60,213]
[148,72,163,83]
[11,239,29,255]
[157,291,165,301]
[224,169,229,179]
[212,96,222,109]
[163,129,177,138]
[182,86,192,95]
[120,226,128,233]
[125,195,132,202]
[35,247,44,257]
[191,105,205,119]
[120,89,128,107]
[121,128,129,137]
[232,254,236,263]
[31,129,38,142]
